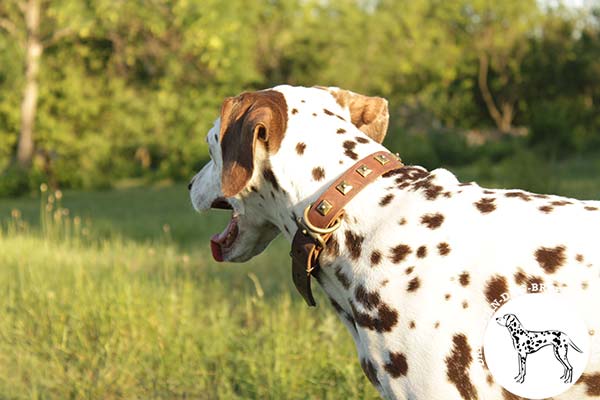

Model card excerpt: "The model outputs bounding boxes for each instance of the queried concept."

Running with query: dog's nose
[188,177,195,191]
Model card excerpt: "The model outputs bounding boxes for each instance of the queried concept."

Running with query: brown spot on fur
[295,142,306,155]
[445,294,451,300]
[356,136,369,144]
[312,167,325,181]
[474,197,496,214]
[485,275,508,304]
[513,268,544,290]
[324,236,340,258]
[361,358,380,388]
[390,244,412,263]
[576,254,584,263]
[379,194,394,206]
[350,301,398,333]
[370,251,382,266]
[421,213,445,229]
[343,140,359,160]
[410,175,444,200]
[345,230,365,260]
[435,321,440,328]
[291,108,298,114]
[407,277,420,292]
[551,200,572,206]
[384,352,408,378]
[336,128,346,134]
[343,140,356,150]
[416,246,427,258]
[409,320,416,329]
[462,301,469,309]
[535,245,566,274]
[399,218,407,225]
[355,284,381,310]
[486,374,494,386]
[405,266,414,275]
[502,389,526,400]
[323,108,334,116]
[504,191,531,201]
[438,242,451,256]
[539,205,554,213]
[585,206,599,211]
[334,266,351,289]
[582,281,589,289]
[459,272,470,287]
[445,333,478,400]
[425,185,444,200]
[262,168,280,191]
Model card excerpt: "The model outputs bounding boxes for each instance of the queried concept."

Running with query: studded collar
[290,151,404,306]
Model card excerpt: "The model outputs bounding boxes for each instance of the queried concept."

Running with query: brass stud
[315,200,333,216]
[394,153,402,162]
[374,154,390,165]
[356,165,372,177]
[335,181,353,195]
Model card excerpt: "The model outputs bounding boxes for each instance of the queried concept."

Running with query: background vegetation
[0,0,599,194]
[0,0,599,398]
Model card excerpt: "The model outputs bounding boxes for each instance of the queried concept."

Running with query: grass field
[0,156,598,399]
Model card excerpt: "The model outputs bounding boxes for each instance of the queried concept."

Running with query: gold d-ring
[302,204,342,235]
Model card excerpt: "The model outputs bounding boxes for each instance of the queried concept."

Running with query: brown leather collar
[290,151,404,306]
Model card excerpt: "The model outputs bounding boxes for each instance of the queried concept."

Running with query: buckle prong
[298,204,342,249]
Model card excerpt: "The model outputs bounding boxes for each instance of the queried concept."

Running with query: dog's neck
[254,133,388,241]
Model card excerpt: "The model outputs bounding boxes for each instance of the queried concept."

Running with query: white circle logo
[483,293,590,399]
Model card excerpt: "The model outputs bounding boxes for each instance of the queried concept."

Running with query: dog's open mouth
[209,198,238,262]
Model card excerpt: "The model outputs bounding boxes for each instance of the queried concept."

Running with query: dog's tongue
[210,216,239,262]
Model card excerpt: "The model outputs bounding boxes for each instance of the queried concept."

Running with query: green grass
[0,184,379,399]
[0,155,597,399]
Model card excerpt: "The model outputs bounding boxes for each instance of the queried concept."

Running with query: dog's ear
[327,87,389,143]
[219,91,287,197]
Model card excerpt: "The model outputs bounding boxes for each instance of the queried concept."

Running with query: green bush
[528,100,576,159]
[0,165,29,197]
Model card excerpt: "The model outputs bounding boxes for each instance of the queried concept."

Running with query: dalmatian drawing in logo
[483,293,590,399]
[495,313,583,384]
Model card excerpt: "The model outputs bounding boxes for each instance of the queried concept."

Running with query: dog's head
[496,313,519,327]
[189,85,389,262]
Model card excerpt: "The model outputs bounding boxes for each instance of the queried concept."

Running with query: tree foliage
[0,0,598,194]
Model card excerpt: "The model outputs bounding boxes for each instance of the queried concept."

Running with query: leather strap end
[290,235,318,307]
[291,257,316,307]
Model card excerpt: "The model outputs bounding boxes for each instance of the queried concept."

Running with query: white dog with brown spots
[189,85,600,399]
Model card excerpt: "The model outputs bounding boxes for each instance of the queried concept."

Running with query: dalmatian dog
[496,313,583,384]
[189,85,600,399]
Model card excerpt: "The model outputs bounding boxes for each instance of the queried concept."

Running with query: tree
[462,0,541,133]
[0,0,91,169]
